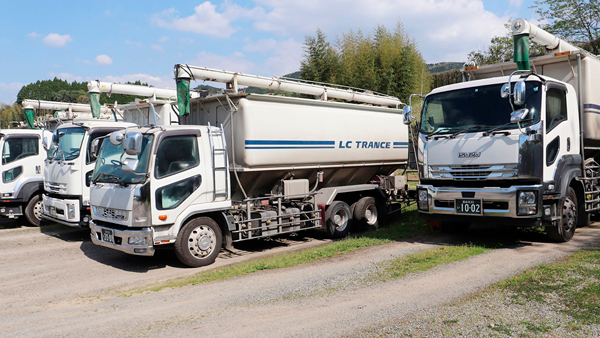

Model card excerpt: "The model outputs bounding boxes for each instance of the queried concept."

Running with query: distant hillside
[427,62,463,74]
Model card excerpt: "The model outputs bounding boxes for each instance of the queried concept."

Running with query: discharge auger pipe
[22,99,111,124]
[511,18,581,70]
[173,64,402,115]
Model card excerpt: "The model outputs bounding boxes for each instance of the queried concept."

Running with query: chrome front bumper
[42,195,82,227]
[418,184,543,218]
[89,220,155,256]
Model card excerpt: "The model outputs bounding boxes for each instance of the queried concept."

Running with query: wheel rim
[33,200,43,221]
[333,208,349,231]
[562,196,577,233]
[365,204,378,225]
[187,225,217,259]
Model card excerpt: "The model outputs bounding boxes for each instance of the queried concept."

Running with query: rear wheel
[24,195,42,226]
[353,196,379,231]
[175,217,222,267]
[325,201,352,239]
[546,187,577,242]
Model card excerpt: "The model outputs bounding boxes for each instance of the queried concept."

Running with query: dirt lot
[2,218,599,337]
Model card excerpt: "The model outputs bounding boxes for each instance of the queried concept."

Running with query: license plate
[102,229,114,244]
[455,199,482,215]
[49,206,56,217]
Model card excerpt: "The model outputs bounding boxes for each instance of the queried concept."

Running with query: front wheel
[24,195,43,226]
[175,217,222,267]
[546,187,577,242]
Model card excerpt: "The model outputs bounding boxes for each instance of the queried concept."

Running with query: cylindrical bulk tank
[181,93,409,199]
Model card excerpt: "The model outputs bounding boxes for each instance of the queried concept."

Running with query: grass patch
[498,249,600,326]
[372,243,493,282]
[132,206,428,294]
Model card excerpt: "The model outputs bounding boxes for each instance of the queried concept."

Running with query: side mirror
[123,132,142,155]
[500,83,510,99]
[121,157,139,173]
[513,80,526,105]
[90,138,102,160]
[42,131,53,152]
[402,105,414,125]
[109,131,124,146]
[510,108,529,123]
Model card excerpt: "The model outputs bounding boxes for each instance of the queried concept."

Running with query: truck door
[543,83,573,181]
[1,135,41,187]
[151,131,205,224]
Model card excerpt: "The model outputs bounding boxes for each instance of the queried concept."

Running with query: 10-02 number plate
[455,199,482,215]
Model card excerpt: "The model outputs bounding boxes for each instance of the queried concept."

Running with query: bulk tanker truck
[410,18,600,241]
[88,65,411,267]
[41,82,192,227]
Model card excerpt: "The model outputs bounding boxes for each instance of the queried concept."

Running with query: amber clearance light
[158,215,167,221]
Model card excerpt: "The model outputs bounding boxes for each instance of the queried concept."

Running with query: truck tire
[325,201,352,239]
[546,187,577,242]
[24,194,43,227]
[175,217,222,267]
[353,196,379,231]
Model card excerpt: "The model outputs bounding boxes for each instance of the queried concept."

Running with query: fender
[15,181,44,203]
[551,154,583,198]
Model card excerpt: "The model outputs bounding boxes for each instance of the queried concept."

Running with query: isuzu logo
[458,152,481,158]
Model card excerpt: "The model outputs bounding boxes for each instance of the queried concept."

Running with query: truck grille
[94,206,128,221]
[429,164,518,180]
[45,182,66,193]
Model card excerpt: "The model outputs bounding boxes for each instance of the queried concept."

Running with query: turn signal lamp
[158,215,167,221]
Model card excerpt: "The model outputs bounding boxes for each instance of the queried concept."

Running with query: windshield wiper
[93,172,122,185]
[481,119,533,136]
[446,125,487,139]
[425,127,452,140]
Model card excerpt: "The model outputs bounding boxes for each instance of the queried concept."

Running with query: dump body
[180,93,409,199]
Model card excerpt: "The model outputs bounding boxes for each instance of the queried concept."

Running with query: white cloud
[158,36,169,43]
[95,54,113,65]
[151,44,164,52]
[179,37,195,44]
[26,32,39,38]
[126,40,143,47]
[152,3,235,38]
[0,82,24,105]
[243,38,278,53]
[76,58,92,65]
[508,0,523,7]
[105,10,114,16]
[42,33,73,47]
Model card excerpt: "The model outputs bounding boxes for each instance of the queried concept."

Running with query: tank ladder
[208,122,230,201]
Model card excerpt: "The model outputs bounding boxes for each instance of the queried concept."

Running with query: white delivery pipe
[511,18,580,53]
[174,65,402,108]
[22,99,110,114]
[87,81,184,100]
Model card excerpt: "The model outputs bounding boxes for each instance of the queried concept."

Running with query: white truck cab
[42,120,136,226]
[0,129,49,225]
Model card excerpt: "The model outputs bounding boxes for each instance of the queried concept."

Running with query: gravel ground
[2,219,600,337]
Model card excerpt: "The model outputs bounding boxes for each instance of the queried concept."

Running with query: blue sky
[0,0,538,104]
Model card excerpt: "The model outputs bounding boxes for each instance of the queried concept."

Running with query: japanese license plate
[102,229,114,244]
[455,199,482,215]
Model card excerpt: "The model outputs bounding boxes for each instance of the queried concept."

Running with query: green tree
[532,0,600,54]
[300,23,429,103]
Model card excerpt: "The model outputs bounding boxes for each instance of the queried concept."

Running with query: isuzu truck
[410,18,600,241]
[88,66,410,267]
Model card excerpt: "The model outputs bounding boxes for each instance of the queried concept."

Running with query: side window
[155,135,199,179]
[156,175,201,210]
[3,166,23,183]
[546,88,567,132]
[2,137,39,165]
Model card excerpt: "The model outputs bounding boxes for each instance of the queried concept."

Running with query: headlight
[418,189,429,211]
[128,236,148,245]
[517,191,537,216]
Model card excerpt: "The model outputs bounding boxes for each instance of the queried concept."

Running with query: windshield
[420,82,542,135]
[92,134,153,185]
[48,126,86,161]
